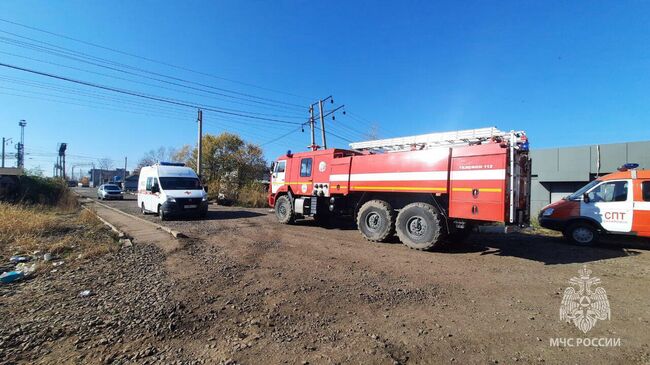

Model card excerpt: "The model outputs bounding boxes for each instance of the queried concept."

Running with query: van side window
[300,158,312,177]
[275,161,286,173]
[146,177,154,191]
[643,181,650,202]
[588,181,628,202]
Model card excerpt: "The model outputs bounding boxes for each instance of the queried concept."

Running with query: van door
[144,176,158,212]
[581,179,633,233]
[271,160,286,194]
[633,180,650,236]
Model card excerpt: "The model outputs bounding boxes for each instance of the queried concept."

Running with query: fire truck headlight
[542,208,554,217]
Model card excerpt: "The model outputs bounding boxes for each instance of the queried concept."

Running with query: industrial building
[88,168,129,187]
[530,140,650,215]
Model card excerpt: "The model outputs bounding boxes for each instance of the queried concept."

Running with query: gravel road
[1,187,648,364]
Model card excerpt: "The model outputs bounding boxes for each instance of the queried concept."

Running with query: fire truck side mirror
[583,192,590,203]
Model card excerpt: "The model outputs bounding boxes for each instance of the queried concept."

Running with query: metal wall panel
[530,140,650,215]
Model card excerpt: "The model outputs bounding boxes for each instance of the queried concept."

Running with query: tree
[25,165,44,177]
[135,146,176,172]
[98,158,114,170]
[171,144,194,167]
[193,132,267,198]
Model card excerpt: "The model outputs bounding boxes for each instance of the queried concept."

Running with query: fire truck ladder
[349,126,520,152]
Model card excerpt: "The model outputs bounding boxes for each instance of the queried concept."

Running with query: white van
[137,162,208,220]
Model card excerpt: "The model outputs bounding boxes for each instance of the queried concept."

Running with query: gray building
[89,168,129,187]
[530,141,650,215]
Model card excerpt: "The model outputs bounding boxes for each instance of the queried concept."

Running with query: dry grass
[0,202,118,264]
[236,182,269,208]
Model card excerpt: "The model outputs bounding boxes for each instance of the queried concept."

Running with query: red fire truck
[269,127,531,250]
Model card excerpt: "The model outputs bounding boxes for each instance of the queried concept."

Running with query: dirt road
[3,188,649,364]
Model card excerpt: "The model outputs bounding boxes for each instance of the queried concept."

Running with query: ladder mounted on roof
[349,126,523,152]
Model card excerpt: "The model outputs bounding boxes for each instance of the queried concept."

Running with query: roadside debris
[15,262,36,276]
[119,238,133,248]
[0,271,24,284]
[78,290,92,298]
[9,255,30,263]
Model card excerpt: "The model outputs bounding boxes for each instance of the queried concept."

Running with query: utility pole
[309,106,316,151]
[196,109,203,178]
[124,156,127,181]
[306,96,344,150]
[318,99,327,150]
[16,120,26,168]
[1,137,6,168]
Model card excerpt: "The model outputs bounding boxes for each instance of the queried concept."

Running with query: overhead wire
[0,49,307,118]
[0,17,311,101]
[0,29,306,110]
[0,62,304,126]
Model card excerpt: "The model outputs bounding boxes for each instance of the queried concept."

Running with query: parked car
[97,184,124,200]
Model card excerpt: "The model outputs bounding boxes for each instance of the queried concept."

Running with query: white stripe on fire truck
[329,169,505,182]
[329,171,448,182]
[449,169,506,180]
[635,202,650,211]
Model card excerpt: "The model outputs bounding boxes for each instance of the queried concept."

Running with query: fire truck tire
[356,200,395,242]
[563,222,599,246]
[396,202,446,250]
[275,195,295,224]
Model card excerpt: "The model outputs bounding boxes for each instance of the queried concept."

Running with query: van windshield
[566,179,600,200]
[159,177,202,190]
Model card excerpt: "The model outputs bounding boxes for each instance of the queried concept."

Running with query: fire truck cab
[539,164,650,245]
[269,127,532,251]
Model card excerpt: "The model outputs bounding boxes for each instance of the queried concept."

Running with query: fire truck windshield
[566,180,600,201]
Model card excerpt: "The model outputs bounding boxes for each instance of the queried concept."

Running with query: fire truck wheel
[396,202,445,250]
[356,200,395,242]
[564,222,599,246]
[275,195,295,224]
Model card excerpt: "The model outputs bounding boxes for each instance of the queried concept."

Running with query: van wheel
[396,202,446,250]
[356,200,395,242]
[564,222,598,246]
[275,195,295,224]
[158,205,167,221]
[141,203,147,215]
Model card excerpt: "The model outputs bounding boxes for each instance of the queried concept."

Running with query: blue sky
[0,1,648,176]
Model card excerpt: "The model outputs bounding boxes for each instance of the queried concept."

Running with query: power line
[0,50,306,118]
[0,29,306,110]
[260,126,305,147]
[0,17,311,101]
[0,62,304,126]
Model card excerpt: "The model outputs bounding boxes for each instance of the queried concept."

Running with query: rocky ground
[1,188,649,364]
